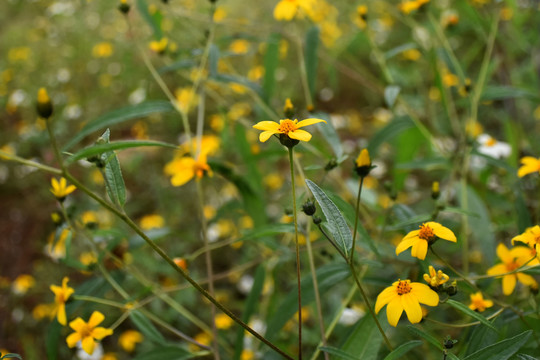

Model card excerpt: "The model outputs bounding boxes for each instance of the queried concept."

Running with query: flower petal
[402,230,420,241]
[386,296,404,327]
[253,121,280,131]
[502,274,516,295]
[288,129,312,142]
[429,223,457,242]
[375,286,397,314]
[486,263,507,276]
[517,273,538,287]
[88,311,105,328]
[401,293,422,324]
[412,239,428,260]
[410,283,439,306]
[66,332,81,348]
[259,130,279,142]
[57,304,67,326]
[496,243,512,264]
[92,327,114,340]
[295,118,327,128]
[395,236,417,256]
[81,336,96,355]
[69,317,87,332]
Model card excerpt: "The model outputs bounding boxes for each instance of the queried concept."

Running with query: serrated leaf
[319,346,360,360]
[66,140,178,165]
[383,340,423,360]
[407,325,444,350]
[446,299,498,332]
[305,26,319,98]
[463,330,532,360]
[129,310,166,345]
[384,85,401,108]
[63,101,174,151]
[306,179,353,258]
[99,130,127,208]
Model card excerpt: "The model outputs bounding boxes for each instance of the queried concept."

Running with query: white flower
[477,134,511,159]
[338,306,365,326]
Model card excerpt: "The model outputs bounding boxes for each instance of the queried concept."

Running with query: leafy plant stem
[316,224,347,260]
[350,176,364,263]
[0,151,62,175]
[288,146,303,360]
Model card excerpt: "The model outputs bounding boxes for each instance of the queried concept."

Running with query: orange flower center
[396,280,412,295]
[418,224,435,241]
[277,119,297,135]
[505,261,519,272]
[485,137,497,147]
[194,160,210,179]
[79,324,93,338]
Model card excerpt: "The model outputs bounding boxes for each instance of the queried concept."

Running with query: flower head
[423,265,449,289]
[355,148,373,177]
[517,156,540,178]
[512,225,540,254]
[118,330,143,352]
[50,177,76,201]
[375,279,439,326]
[66,311,113,355]
[164,153,212,187]
[468,292,493,312]
[253,118,326,145]
[396,222,457,260]
[37,87,53,118]
[487,243,538,295]
[50,277,75,325]
[273,0,313,21]
[149,37,168,54]
[477,134,511,159]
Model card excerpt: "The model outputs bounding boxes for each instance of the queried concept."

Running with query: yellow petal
[410,283,439,306]
[429,223,457,242]
[69,317,87,332]
[502,274,516,295]
[66,332,81,348]
[517,157,540,177]
[51,178,60,191]
[395,236,417,256]
[386,296,403,327]
[411,239,428,260]
[92,327,114,340]
[295,118,327,128]
[486,263,507,276]
[375,286,397,313]
[402,230,420,241]
[517,273,538,287]
[57,304,67,326]
[81,336,96,355]
[253,121,280,131]
[274,1,297,20]
[496,243,512,264]
[259,130,279,142]
[88,311,105,328]
[511,234,528,245]
[288,129,312,142]
[401,293,422,324]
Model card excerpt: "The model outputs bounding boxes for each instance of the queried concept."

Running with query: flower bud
[118,0,130,14]
[443,336,458,349]
[36,88,53,119]
[445,281,458,296]
[431,181,440,200]
[312,216,322,225]
[284,98,295,119]
[325,158,338,171]
[355,149,373,177]
[302,200,316,216]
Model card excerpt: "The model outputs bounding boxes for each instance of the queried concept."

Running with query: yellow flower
[396,222,457,260]
[12,274,35,295]
[139,214,165,230]
[66,311,113,355]
[50,277,75,325]
[164,153,212,187]
[149,37,168,54]
[512,225,540,254]
[229,39,250,54]
[241,349,255,360]
[375,279,439,327]
[174,87,198,113]
[33,303,57,321]
[423,265,449,288]
[273,0,313,21]
[253,118,326,143]
[189,332,212,352]
[355,148,372,176]
[353,5,368,29]
[401,49,421,61]
[517,156,540,177]
[487,243,538,295]
[102,353,119,360]
[215,313,234,330]
[92,42,114,58]
[50,177,76,201]
[468,292,493,312]
[47,228,70,260]
[118,330,144,352]
[37,87,53,118]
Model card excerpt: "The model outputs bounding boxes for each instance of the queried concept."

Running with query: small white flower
[338,306,365,326]
[477,134,511,159]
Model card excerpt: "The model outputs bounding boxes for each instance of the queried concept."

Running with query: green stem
[317,224,347,260]
[0,151,62,174]
[72,295,126,309]
[288,146,303,360]
[350,177,364,263]
[46,119,65,171]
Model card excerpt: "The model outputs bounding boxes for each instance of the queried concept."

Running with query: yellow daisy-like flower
[66,311,113,355]
[396,222,457,260]
[468,292,493,312]
[487,243,538,295]
[163,153,212,187]
[118,330,144,352]
[252,118,326,143]
[50,277,75,326]
[375,279,439,327]
[512,225,540,254]
[149,37,168,54]
[50,177,76,201]
[423,265,449,288]
[517,156,540,177]
[273,0,313,21]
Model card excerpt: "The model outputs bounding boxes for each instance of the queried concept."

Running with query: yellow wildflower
[50,277,75,325]
[92,42,114,58]
[375,279,439,327]
[355,148,372,177]
[215,313,234,330]
[401,49,421,61]
[274,0,313,21]
[81,211,98,228]
[139,214,165,230]
[164,153,212,187]
[512,225,540,254]
[118,330,144,352]
[213,7,227,22]
[47,228,70,260]
[353,5,368,29]
[66,311,113,355]
[50,177,76,201]
[487,243,538,295]
[149,37,168,54]
[229,39,250,54]
[241,349,255,360]
[423,265,449,288]
[102,353,119,360]
[37,87,53,119]
[396,222,457,260]
[468,292,493,312]
[12,274,35,295]
[174,87,198,113]
[253,118,326,143]
[189,332,212,351]
[517,156,540,177]
[33,303,57,321]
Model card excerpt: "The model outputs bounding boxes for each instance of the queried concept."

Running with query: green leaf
[463,330,532,360]
[1,354,23,360]
[136,0,163,38]
[407,325,443,350]
[514,354,538,360]
[461,319,499,357]
[383,340,423,360]
[66,140,177,164]
[99,130,127,208]
[63,101,174,151]
[262,33,280,102]
[266,262,350,339]
[367,117,414,156]
[340,314,383,360]
[130,310,166,344]
[480,86,540,101]
[305,26,320,98]
[306,179,353,258]
[384,42,418,59]
[132,346,200,360]
[319,346,360,360]
[384,85,401,108]
[45,319,62,360]
[313,111,344,160]
[445,299,498,332]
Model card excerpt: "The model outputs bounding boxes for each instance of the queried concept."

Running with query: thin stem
[46,119,65,171]
[72,295,126,309]
[430,247,477,290]
[317,224,347,260]
[0,151,62,175]
[425,308,504,328]
[288,146,303,360]
[350,177,364,263]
